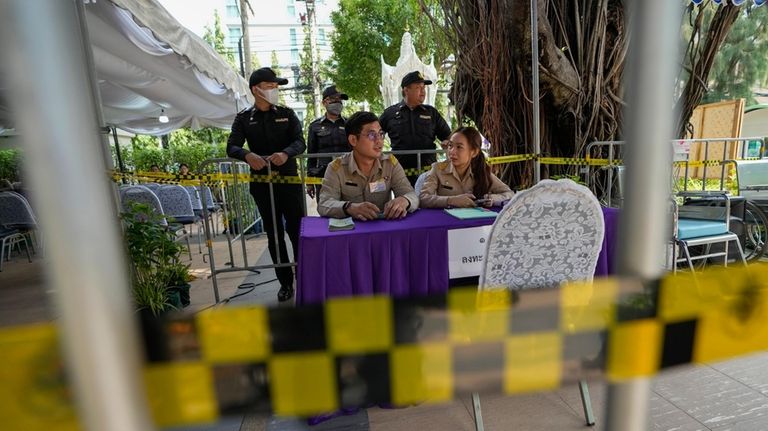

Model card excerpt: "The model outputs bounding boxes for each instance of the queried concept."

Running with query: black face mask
[326,102,343,116]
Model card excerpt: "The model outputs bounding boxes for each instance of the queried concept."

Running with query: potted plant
[121,202,191,316]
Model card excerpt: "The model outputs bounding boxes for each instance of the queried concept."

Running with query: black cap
[400,70,433,88]
[249,67,289,87]
[322,85,349,100]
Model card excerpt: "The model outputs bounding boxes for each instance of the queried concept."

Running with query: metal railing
[585,137,766,207]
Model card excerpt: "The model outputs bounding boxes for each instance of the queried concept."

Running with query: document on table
[328,217,355,231]
[444,207,498,220]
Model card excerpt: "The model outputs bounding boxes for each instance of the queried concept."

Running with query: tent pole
[112,126,126,177]
[530,0,541,184]
[606,0,677,429]
[0,1,154,430]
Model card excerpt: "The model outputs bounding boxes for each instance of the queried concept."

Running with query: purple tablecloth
[297,207,619,305]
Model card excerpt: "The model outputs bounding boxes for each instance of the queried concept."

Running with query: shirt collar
[322,115,344,124]
[348,153,383,177]
[447,162,473,182]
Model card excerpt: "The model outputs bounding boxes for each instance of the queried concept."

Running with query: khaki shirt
[419,161,514,208]
[318,152,419,218]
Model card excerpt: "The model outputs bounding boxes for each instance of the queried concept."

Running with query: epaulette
[389,154,399,166]
[437,160,449,169]
[237,106,252,115]
[330,157,342,172]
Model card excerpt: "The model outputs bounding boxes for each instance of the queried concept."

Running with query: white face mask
[256,87,280,105]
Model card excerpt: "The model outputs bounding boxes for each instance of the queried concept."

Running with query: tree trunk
[674,4,741,138]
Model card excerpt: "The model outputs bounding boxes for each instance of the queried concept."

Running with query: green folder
[444,207,498,220]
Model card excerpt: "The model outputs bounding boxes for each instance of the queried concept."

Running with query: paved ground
[2,208,768,431]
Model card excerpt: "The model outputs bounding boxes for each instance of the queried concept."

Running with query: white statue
[380,32,438,109]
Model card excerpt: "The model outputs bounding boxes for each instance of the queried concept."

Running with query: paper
[369,179,387,193]
[448,225,493,278]
[444,207,498,220]
[328,217,355,231]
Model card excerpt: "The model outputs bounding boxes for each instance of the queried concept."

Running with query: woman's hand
[447,194,476,208]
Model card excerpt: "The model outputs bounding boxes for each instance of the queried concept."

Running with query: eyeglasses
[362,130,387,141]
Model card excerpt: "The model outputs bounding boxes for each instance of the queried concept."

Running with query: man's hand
[267,152,289,166]
[306,185,315,198]
[347,202,380,221]
[447,194,476,208]
[383,196,409,219]
[245,153,267,171]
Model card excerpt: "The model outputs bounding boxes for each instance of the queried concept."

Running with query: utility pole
[305,0,322,118]
[239,0,253,77]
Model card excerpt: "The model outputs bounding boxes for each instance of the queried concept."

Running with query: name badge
[419,115,432,120]
[369,179,387,193]
[275,118,289,122]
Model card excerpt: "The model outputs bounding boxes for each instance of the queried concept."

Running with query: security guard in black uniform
[306,85,350,200]
[379,70,451,185]
[227,67,306,302]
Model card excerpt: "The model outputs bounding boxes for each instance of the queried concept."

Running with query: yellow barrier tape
[326,295,393,354]
[391,343,453,405]
[268,352,338,416]
[196,307,271,363]
[606,319,663,381]
[0,324,80,431]
[504,332,562,394]
[144,362,218,427]
[9,265,768,426]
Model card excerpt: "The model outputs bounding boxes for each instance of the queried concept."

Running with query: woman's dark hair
[345,111,379,137]
[179,163,189,170]
[452,126,492,198]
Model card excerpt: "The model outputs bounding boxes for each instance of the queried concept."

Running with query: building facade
[195,0,340,124]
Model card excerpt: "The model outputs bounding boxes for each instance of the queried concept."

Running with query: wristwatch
[342,201,351,216]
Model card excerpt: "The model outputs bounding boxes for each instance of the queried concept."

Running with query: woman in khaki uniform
[419,126,513,208]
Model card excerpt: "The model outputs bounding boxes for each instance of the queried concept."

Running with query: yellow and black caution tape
[4,264,768,428]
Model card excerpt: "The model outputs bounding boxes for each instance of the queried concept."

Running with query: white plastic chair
[475,179,605,429]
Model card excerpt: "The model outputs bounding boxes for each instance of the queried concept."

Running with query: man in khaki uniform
[318,111,418,220]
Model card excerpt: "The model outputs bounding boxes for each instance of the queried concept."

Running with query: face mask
[326,102,343,116]
[256,87,279,105]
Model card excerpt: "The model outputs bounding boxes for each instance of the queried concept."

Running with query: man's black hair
[345,111,379,137]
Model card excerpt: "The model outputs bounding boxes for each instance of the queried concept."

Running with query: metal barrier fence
[585,137,766,207]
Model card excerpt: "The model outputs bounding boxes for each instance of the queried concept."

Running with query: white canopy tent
[0,0,252,136]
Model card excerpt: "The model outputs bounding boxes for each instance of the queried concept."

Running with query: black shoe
[278,285,294,302]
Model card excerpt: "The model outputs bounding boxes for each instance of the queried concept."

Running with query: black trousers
[250,182,304,287]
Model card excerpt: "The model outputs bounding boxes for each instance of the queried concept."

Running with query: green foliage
[121,203,190,315]
[270,51,287,106]
[674,176,739,196]
[328,0,451,112]
[117,129,227,172]
[0,149,22,182]
[700,5,768,104]
[203,9,237,71]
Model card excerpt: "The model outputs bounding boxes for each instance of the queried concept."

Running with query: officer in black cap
[379,70,451,185]
[306,85,351,200]
[227,67,305,302]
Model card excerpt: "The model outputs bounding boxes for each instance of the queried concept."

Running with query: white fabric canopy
[0,0,252,135]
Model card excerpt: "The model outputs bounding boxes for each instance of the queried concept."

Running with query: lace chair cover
[0,191,37,228]
[480,179,605,290]
[156,185,195,219]
[121,185,167,226]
